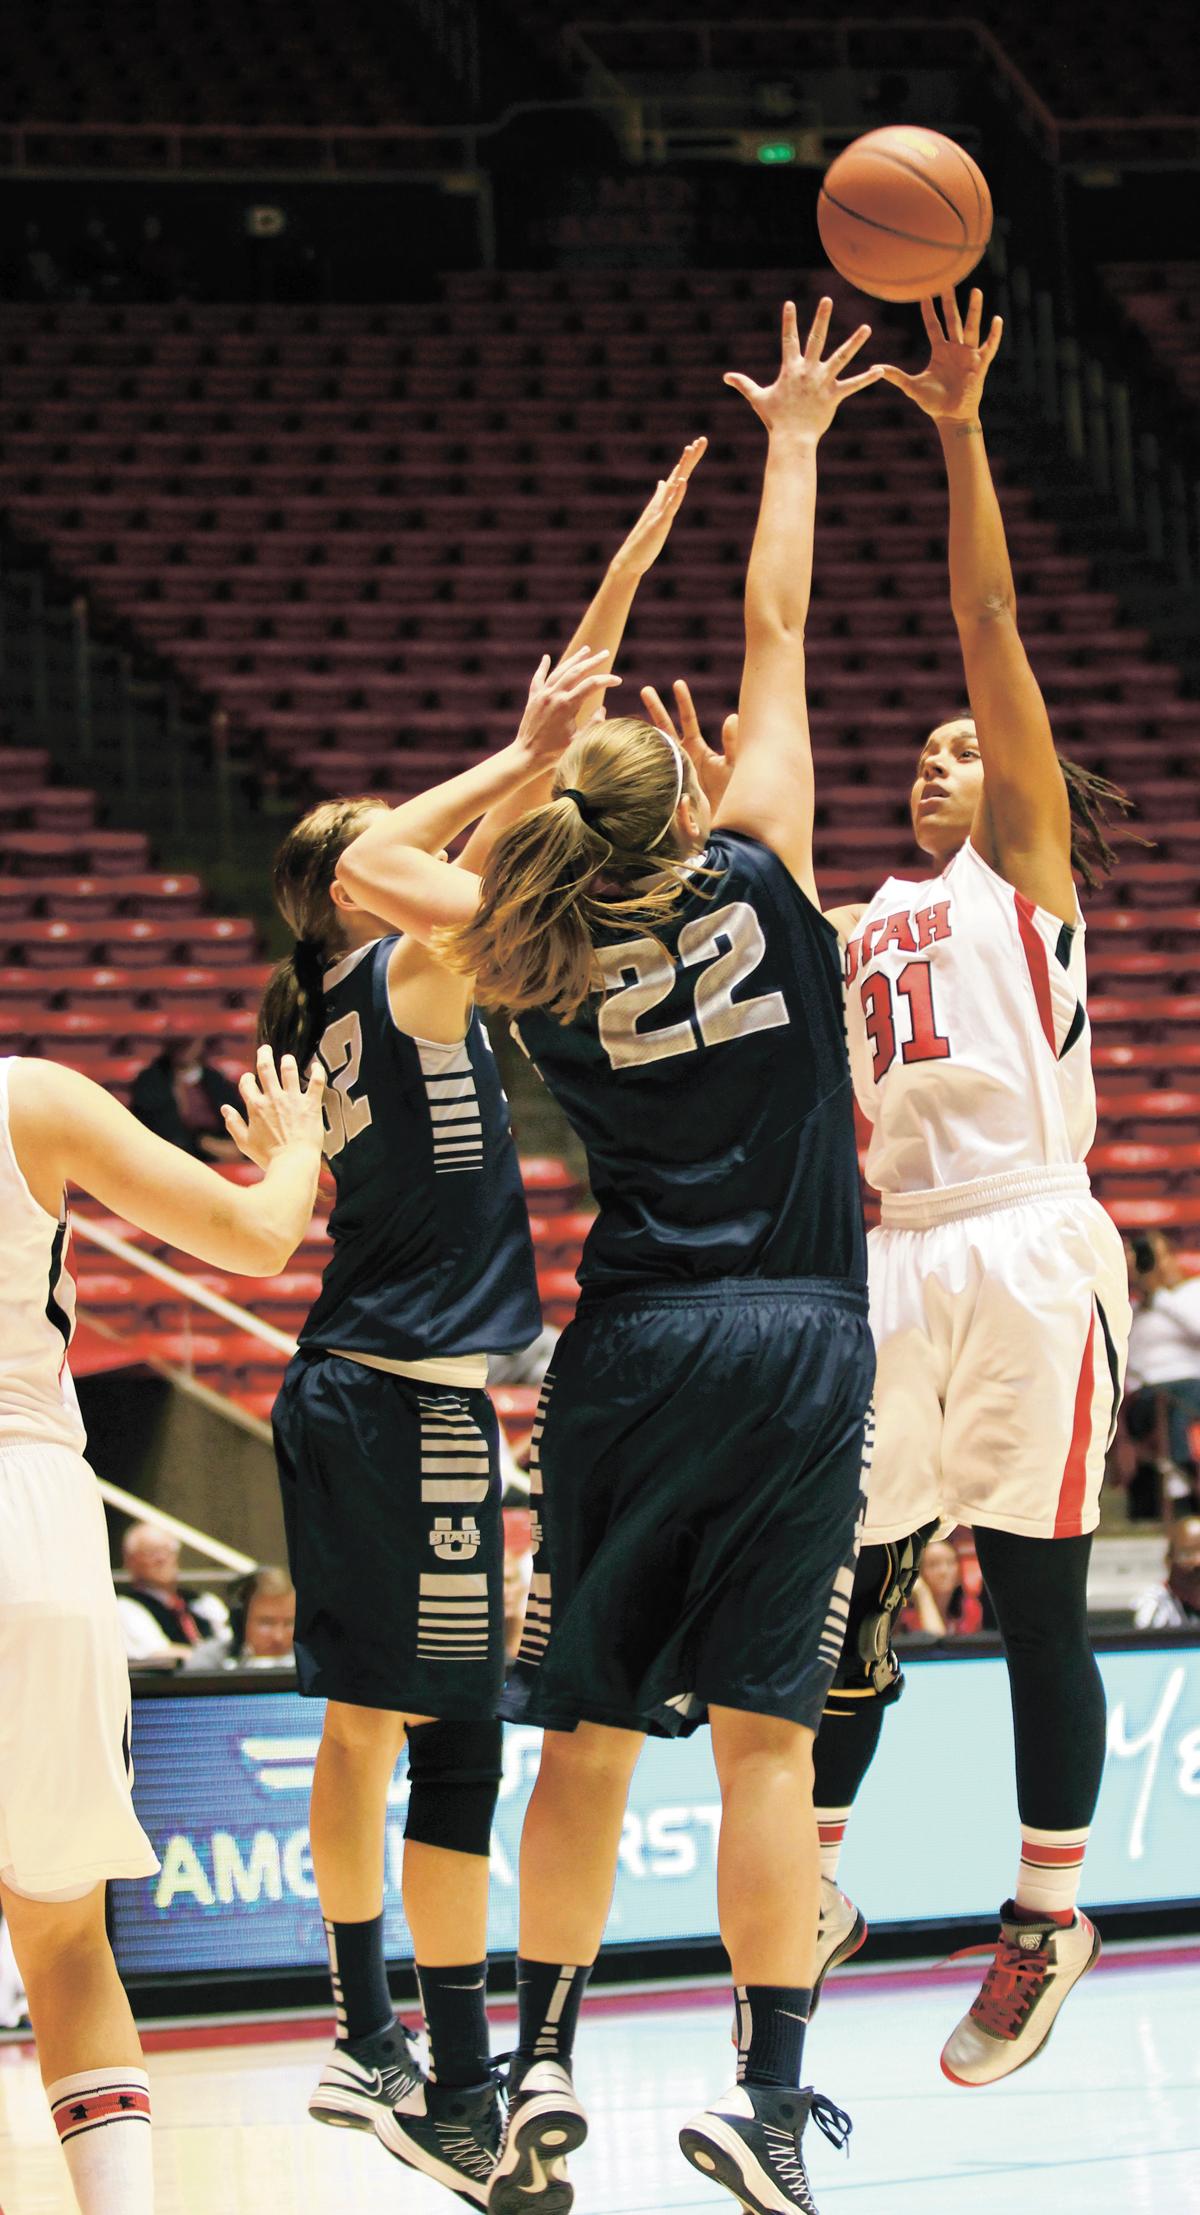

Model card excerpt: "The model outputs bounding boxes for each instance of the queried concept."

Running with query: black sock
[513,1959,591,2089]
[416,1961,491,2089]
[735,1985,812,2090]
[324,1915,394,2046]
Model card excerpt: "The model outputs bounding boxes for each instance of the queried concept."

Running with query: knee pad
[404,1719,503,1859]
[824,1521,943,1715]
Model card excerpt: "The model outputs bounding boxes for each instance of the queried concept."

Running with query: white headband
[645,730,686,850]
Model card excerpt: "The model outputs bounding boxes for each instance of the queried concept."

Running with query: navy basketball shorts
[504,1278,875,1739]
[273,1350,506,1717]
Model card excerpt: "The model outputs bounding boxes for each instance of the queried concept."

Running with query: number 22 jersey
[514,830,866,1294]
[844,838,1095,1195]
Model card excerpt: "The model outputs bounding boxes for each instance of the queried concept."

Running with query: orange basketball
[817,126,992,303]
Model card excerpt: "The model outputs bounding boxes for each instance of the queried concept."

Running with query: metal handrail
[72,1212,298,1356]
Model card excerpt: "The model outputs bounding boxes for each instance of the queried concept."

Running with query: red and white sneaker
[941,1902,1101,2087]
[811,1879,868,2013]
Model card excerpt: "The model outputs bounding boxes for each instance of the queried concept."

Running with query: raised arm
[10,1049,325,1276]
[457,440,706,875]
[334,647,615,950]
[880,289,1075,922]
[717,299,881,896]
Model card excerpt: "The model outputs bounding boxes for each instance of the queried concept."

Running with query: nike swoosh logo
[442,1981,486,1992]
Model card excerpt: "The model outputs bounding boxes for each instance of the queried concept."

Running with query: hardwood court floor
[2,1948,1198,2213]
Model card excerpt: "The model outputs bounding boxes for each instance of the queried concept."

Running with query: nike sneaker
[680,2082,852,2214]
[811,1877,868,2012]
[941,1902,1101,2087]
[488,2058,588,2214]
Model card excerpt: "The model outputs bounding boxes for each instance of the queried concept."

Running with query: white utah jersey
[0,1058,86,1454]
[843,841,1094,1195]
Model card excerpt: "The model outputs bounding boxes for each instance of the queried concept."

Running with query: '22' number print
[860,962,951,1081]
[319,1010,374,1157]
[596,901,789,1070]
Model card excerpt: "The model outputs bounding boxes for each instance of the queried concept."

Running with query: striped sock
[1015,1825,1089,1921]
[816,1807,852,1885]
[324,1914,394,2045]
[513,1959,590,2090]
[48,2067,152,2215]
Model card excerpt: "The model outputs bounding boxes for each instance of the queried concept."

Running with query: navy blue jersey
[515,831,865,1293]
[300,938,541,1360]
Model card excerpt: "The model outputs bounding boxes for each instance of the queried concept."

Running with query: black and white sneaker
[680,2082,851,2215]
[308,2018,423,2132]
[488,2059,588,2214]
[378,2075,503,2207]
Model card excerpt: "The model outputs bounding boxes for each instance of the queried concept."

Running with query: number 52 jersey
[844,837,1096,1196]
[514,829,866,1293]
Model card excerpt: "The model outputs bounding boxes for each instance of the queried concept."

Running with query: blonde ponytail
[442,718,709,1021]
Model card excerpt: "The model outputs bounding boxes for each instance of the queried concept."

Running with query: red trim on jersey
[1054,1310,1097,1538]
[1013,890,1056,1053]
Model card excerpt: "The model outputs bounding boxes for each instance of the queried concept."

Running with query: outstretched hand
[515,644,621,764]
[879,288,1003,424]
[614,438,708,580]
[222,1045,326,1170]
[641,677,736,811]
[725,298,883,441]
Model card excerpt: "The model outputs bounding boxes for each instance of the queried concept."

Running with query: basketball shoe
[940,1902,1101,2087]
[310,2021,500,2206]
[488,2058,588,2214]
[680,2083,852,2214]
[811,1878,868,2011]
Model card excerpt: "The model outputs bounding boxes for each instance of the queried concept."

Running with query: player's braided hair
[1060,755,1149,889]
[258,797,384,1066]
[443,717,711,1022]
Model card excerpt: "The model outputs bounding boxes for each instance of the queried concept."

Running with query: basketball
[817,126,992,302]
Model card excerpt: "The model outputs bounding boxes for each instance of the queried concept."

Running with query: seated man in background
[130,1035,242,1164]
[231,1564,297,1665]
[1133,1514,1200,1631]
[116,1522,232,1668]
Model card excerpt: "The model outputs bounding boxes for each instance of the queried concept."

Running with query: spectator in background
[117,1523,232,1668]
[1133,1514,1200,1631]
[897,1537,984,1637]
[130,1037,242,1164]
[231,1564,297,1665]
[1125,1231,1200,1511]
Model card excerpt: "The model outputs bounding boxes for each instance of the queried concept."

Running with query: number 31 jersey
[844,838,1095,1196]
[514,830,865,1294]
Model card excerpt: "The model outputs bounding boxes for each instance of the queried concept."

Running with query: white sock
[816,1807,852,1886]
[48,2065,153,2215]
[1015,1825,1089,1920]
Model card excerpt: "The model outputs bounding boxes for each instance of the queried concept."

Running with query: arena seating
[0,0,458,128]
[2,268,1196,1413]
[516,0,1199,122]
[1103,264,1200,410]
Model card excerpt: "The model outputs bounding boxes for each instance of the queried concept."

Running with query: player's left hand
[641,677,735,810]
[878,288,1002,424]
[612,438,708,580]
[222,1045,326,1170]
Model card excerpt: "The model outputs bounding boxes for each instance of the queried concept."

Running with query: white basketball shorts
[0,1439,158,1900]
[864,1166,1130,1544]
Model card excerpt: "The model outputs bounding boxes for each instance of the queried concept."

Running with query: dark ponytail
[1061,756,1151,890]
[257,797,384,1063]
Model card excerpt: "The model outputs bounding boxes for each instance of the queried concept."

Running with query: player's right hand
[611,438,707,580]
[725,298,883,441]
[222,1045,326,1170]
[514,644,621,765]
